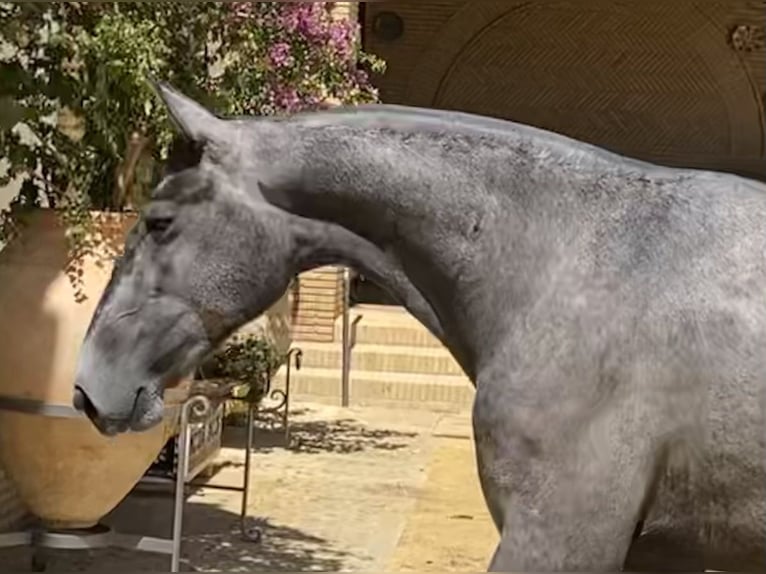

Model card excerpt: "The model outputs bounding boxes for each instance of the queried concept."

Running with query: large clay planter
[0,209,188,530]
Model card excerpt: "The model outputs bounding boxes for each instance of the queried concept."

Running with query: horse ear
[149,79,226,144]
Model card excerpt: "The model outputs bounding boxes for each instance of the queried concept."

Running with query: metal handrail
[340,267,365,407]
[339,267,356,407]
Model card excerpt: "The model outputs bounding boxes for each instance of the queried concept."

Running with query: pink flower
[328,20,355,60]
[268,42,294,68]
[355,69,369,84]
[279,2,328,43]
[269,83,302,113]
[228,2,254,22]
[221,1,380,114]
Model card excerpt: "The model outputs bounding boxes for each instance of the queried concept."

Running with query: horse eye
[142,200,178,239]
[145,215,174,236]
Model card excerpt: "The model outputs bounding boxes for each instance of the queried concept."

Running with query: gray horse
[73,82,766,572]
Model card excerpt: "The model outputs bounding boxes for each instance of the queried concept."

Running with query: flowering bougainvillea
[216,2,384,116]
[0,2,385,294]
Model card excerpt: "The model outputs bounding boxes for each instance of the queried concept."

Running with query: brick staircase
[272,304,475,412]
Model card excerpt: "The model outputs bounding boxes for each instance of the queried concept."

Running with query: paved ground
[0,402,498,572]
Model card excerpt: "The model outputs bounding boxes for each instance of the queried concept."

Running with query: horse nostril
[73,385,99,422]
[73,386,87,412]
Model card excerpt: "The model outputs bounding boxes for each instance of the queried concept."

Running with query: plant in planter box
[197,333,285,424]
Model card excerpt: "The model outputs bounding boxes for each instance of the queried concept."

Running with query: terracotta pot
[0,209,189,530]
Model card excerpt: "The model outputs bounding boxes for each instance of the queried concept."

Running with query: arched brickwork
[400,1,764,176]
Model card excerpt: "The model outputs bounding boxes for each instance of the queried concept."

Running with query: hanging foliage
[0,2,385,296]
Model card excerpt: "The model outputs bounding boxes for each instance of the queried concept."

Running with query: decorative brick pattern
[329,2,359,22]
[363,1,766,179]
[291,266,345,342]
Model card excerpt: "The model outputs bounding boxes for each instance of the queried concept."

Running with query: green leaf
[1,2,386,297]
[0,96,26,130]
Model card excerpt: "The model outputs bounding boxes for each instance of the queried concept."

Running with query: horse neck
[247,114,550,377]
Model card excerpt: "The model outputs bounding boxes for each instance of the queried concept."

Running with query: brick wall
[291,266,345,343]
[329,1,359,22]
[362,1,766,179]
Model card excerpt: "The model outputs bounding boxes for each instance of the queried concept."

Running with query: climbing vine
[0,2,385,298]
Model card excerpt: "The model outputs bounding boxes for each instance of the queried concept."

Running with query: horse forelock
[151,165,216,205]
[164,136,205,176]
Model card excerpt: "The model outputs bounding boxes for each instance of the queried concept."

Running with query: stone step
[272,366,474,412]
[350,304,424,324]
[334,304,447,348]
[334,320,444,348]
[295,342,466,376]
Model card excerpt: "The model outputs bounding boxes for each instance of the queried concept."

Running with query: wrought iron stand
[255,347,302,442]
[137,390,262,554]
[140,346,303,551]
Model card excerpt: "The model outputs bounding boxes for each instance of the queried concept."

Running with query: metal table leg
[238,402,261,543]
[283,348,303,443]
[171,394,211,572]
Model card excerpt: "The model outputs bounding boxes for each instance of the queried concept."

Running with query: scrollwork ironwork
[181,394,212,427]
[730,24,764,52]
[254,347,302,441]
[259,388,288,415]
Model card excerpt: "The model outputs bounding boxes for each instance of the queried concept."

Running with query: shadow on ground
[223,407,418,455]
[0,488,354,572]
[0,406,423,572]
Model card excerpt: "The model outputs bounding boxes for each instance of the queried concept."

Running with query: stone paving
[0,402,498,572]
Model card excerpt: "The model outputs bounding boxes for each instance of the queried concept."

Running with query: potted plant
[145,332,284,482]
[201,333,285,421]
[0,2,384,530]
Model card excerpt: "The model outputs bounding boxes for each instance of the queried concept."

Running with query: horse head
[73,83,295,436]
